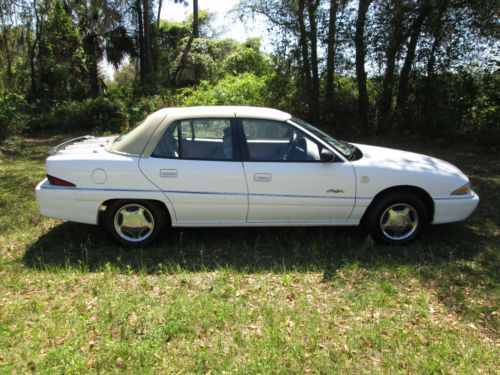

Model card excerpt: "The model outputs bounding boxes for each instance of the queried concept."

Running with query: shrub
[177,73,268,106]
[0,93,28,142]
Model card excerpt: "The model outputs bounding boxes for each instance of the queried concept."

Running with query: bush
[0,93,28,142]
[24,92,177,135]
[177,73,268,106]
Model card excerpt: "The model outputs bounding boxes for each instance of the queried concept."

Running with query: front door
[139,118,248,225]
[239,119,356,224]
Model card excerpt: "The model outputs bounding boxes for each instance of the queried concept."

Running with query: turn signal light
[451,183,470,195]
[47,175,76,187]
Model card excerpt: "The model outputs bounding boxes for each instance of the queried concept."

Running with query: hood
[351,143,466,178]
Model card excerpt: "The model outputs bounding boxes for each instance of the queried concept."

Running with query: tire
[105,200,165,247]
[365,192,428,245]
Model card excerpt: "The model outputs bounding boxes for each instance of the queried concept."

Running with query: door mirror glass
[320,148,335,162]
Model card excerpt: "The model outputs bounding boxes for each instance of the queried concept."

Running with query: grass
[0,134,498,373]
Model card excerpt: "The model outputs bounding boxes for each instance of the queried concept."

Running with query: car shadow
[22,215,495,329]
[23,221,484,275]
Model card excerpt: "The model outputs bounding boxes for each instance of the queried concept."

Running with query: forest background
[0,0,498,145]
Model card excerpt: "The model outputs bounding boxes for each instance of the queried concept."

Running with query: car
[35,106,479,246]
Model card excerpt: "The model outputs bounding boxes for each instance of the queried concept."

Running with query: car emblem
[327,189,344,194]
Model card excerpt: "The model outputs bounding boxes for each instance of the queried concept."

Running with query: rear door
[139,118,248,225]
[238,119,356,224]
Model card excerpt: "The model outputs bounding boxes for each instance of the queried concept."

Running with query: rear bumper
[432,191,479,224]
[35,179,101,225]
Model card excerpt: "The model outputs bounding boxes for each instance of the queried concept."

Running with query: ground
[0,135,498,373]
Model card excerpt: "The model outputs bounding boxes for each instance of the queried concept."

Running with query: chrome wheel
[113,204,155,243]
[379,203,419,241]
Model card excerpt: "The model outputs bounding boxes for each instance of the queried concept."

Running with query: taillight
[47,175,76,187]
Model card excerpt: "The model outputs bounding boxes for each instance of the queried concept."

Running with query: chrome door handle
[254,173,272,182]
[160,169,178,178]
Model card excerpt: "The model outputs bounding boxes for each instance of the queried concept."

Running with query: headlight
[451,183,470,195]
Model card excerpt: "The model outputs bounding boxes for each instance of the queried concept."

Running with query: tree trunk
[376,0,404,134]
[33,0,47,96]
[88,34,101,97]
[29,35,37,95]
[154,0,163,74]
[172,35,194,86]
[0,13,13,89]
[325,0,338,102]
[354,0,372,129]
[143,0,153,81]
[135,0,145,82]
[193,0,200,82]
[423,2,447,129]
[395,0,430,117]
[193,0,199,38]
[307,0,320,123]
[297,0,314,123]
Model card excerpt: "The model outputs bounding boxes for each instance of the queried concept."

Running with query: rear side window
[152,119,234,160]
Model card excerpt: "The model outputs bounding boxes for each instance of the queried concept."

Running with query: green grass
[0,135,499,373]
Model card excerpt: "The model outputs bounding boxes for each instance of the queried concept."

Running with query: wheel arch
[98,198,172,226]
[360,185,434,226]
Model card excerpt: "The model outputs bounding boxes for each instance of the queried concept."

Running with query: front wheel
[366,192,428,245]
[105,200,165,247]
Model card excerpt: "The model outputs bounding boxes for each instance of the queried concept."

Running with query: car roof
[111,106,292,156]
[153,106,291,121]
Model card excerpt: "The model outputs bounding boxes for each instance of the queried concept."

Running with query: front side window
[152,119,233,160]
[241,119,322,161]
[291,117,352,158]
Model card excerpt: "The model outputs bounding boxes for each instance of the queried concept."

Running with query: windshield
[290,117,352,157]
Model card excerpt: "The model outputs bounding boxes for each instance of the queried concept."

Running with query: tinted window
[241,119,321,161]
[152,119,233,160]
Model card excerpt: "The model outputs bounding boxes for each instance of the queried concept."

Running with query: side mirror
[320,148,335,162]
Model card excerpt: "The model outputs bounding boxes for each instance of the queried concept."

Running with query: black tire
[365,192,428,245]
[105,200,165,247]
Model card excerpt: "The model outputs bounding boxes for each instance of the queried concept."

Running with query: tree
[375,0,406,133]
[354,0,372,129]
[325,0,339,102]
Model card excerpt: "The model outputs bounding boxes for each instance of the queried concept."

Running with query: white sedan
[35,106,479,246]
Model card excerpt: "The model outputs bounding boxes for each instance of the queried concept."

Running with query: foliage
[0,0,498,142]
[178,73,268,106]
[221,38,272,77]
[0,93,28,141]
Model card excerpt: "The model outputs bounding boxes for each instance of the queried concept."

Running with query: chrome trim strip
[250,192,355,200]
[41,185,357,200]
[433,194,477,201]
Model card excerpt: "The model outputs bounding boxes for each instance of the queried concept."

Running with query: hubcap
[379,203,418,241]
[114,204,154,243]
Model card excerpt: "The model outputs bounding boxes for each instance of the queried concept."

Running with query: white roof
[111,106,292,156]
[154,106,291,121]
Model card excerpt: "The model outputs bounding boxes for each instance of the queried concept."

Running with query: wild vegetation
[0,0,498,144]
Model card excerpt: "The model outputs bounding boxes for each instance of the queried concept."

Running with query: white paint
[35,106,479,229]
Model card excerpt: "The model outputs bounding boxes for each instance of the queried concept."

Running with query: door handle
[160,169,178,178]
[254,173,272,182]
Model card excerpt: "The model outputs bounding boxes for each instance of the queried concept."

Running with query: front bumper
[432,191,480,224]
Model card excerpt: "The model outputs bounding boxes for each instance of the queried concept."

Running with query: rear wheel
[366,192,428,245]
[105,200,165,247]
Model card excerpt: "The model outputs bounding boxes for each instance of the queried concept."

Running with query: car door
[139,118,248,225]
[238,118,356,224]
